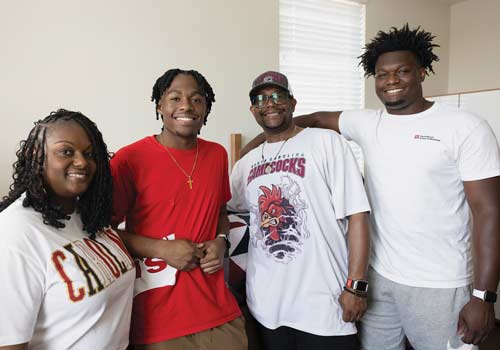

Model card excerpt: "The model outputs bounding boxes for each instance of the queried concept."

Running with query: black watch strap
[473,289,497,303]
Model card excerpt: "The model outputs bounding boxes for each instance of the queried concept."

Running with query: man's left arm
[458,176,500,345]
[199,205,229,274]
[339,211,371,322]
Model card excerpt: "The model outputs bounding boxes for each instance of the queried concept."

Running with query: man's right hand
[160,239,205,271]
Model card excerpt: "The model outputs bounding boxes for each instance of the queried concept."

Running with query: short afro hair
[359,23,440,77]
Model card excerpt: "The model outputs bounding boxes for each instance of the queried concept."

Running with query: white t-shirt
[229,128,370,336]
[0,196,136,350]
[340,102,500,288]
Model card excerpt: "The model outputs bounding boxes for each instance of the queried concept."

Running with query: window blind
[279,0,366,172]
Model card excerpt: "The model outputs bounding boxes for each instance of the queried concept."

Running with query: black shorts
[256,321,359,350]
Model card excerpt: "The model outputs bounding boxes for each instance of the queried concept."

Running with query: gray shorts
[360,268,476,350]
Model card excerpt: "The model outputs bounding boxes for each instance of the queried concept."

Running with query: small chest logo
[414,134,440,142]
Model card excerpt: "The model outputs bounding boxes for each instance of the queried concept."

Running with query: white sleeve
[227,159,249,213]
[458,120,500,181]
[338,109,372,142]
[328,134,371,219]
[0,247,44,345]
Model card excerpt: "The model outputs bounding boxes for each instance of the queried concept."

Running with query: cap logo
[249,71,293,98]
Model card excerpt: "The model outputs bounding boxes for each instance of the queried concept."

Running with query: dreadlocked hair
[359,23,440,77]
[151,68,216,127]
[0,109,113,237]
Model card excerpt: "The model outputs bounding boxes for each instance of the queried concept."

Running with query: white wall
[448,0,500,93]
[364,0,451,108]
[0,0,277,195]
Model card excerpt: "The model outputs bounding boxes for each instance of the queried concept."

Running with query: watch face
[484,292,497,303]
[354,280,369,292]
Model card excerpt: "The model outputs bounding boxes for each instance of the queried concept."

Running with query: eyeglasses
[251,92,289,108]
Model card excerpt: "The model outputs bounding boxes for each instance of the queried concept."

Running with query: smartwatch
[472,289,497,303]
[346,278,369,293]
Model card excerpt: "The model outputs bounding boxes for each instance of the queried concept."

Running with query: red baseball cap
[249,71,293,98]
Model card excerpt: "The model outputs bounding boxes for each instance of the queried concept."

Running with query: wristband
[343,286,367,298]
[217,233,231,250]
[472,288,497,303]
[346,278,369,293]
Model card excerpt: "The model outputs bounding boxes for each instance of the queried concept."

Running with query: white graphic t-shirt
[229,128,370,336]
[340,102,500,288]
[0,196,135,349]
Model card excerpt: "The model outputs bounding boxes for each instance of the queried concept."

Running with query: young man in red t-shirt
[111,69,247,349]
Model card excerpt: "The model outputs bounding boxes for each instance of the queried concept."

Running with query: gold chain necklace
[261,125,297,174]
[161,136,199,190]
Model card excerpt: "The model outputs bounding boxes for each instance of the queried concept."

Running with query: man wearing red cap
[228,71,371,350]
[242,25,500,350]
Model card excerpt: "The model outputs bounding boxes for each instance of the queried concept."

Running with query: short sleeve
[227,159,248,213]
[220,147,232,204]
[110,150,136,224]
[338,109,376,144]
[0,247,44,345]
[458,120,500,181]
[328,134,371,219]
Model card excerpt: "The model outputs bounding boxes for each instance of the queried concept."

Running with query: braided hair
[359,23,440,77]
[0,109,113,235]
[151,69,216,127]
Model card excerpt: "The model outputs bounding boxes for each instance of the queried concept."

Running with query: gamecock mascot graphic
[257,183,306,262]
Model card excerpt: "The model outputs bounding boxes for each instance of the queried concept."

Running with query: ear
[418,67,426,82]
[290,97,297,112]
[156,103,164,120]
[29,144,41,159]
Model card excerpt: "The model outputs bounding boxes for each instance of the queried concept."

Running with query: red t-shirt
[111,136,241,344]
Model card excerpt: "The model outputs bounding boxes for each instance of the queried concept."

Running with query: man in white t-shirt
[243,25,500,350]
[229,71,371,350]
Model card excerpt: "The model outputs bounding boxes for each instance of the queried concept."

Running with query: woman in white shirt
[0,109,135,350]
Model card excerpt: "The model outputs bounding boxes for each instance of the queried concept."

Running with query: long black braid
[151,69,216,127]
[0,109,113,236]
[359,23,440,77]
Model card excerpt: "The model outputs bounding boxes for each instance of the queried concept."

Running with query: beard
[260,113,293,132]
[384,99,406,108]
[263,119,288,130]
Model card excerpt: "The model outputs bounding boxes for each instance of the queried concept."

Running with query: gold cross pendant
[187,177,194,190]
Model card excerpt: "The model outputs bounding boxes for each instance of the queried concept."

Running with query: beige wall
[448,0,500,93]
[364,0,451,108]
[0,0,277,195]
[2,0,498,194]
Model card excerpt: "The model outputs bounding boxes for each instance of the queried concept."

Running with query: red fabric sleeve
[221,147,231,204]
[110,150,136,225]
